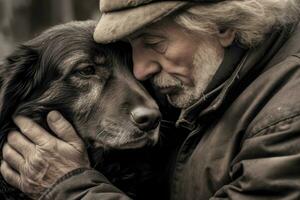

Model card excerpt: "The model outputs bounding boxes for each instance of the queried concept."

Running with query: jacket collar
[176,23,298,131]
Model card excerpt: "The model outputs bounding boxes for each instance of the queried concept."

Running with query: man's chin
[166,94,195,109]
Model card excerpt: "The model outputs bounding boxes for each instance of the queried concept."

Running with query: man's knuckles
[6,131,35,158]
[25,154,48,172]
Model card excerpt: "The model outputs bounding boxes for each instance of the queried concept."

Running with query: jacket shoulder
[246,54,300,138]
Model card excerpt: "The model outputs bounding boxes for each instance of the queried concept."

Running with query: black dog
[0,21,161,199]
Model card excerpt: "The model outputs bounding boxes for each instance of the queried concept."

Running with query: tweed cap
[94,0,225,43]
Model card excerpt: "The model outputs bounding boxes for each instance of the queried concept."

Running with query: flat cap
[94,0,225,43]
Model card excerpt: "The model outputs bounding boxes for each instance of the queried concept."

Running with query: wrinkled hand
[1,111,90,199]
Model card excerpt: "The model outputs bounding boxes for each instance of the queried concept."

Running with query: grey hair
[174,0,300,47]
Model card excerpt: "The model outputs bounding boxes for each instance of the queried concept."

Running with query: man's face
[129,18,224,108]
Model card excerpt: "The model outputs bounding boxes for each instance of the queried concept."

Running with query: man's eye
[143,37,167,53]
[77,65,96,76]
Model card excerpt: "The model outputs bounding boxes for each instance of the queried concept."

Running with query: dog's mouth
[120,126,160,149]
[92,133,156,149]
[92,120,160,150]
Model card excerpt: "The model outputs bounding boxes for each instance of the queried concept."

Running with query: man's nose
[132,45,160,80]
[133,62,160,81]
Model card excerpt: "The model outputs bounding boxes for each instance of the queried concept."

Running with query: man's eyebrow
[128,26,163,40]
[129,33,145,40]
[129,32,163,41]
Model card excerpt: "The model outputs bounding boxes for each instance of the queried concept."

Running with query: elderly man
[1,0,300,199]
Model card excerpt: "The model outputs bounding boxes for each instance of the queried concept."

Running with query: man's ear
[217,28,236,47]
[0,45,40,134]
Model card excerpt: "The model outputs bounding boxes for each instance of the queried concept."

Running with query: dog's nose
[130,107,161,131]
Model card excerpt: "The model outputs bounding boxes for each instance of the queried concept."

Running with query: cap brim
[94,1,188,43]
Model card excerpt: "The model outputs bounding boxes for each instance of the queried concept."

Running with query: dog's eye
[77,65,96,76]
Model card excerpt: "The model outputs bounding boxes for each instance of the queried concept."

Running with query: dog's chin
[114,136,150,149]
[93,125,160,150]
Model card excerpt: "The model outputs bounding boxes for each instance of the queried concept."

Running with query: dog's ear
[0,45,40,135]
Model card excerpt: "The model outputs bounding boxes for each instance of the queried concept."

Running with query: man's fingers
[47,111,83,146]
[2,143,25,172]
[13,116,55,146]
[6,131,34,158]
[0,160,21,189]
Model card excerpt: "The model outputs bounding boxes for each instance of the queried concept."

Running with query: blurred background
[0,0,99,58]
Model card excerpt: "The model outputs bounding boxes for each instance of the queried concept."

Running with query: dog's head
[0,21,161,150]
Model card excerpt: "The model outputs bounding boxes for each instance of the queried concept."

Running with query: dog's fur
[0,21,161,199]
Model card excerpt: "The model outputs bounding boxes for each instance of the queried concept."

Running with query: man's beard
[151,44,223,109]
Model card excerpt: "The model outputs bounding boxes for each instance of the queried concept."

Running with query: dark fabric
[39,169,131,200]
[204,42,246,93]
[168,22,300,200]
[40,168,89,200]
[40,23,300,200]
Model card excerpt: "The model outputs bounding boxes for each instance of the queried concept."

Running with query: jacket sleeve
[211,114,300,200]
[39,168,132,200]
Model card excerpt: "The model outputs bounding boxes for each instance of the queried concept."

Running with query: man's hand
[0,111,90,199]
